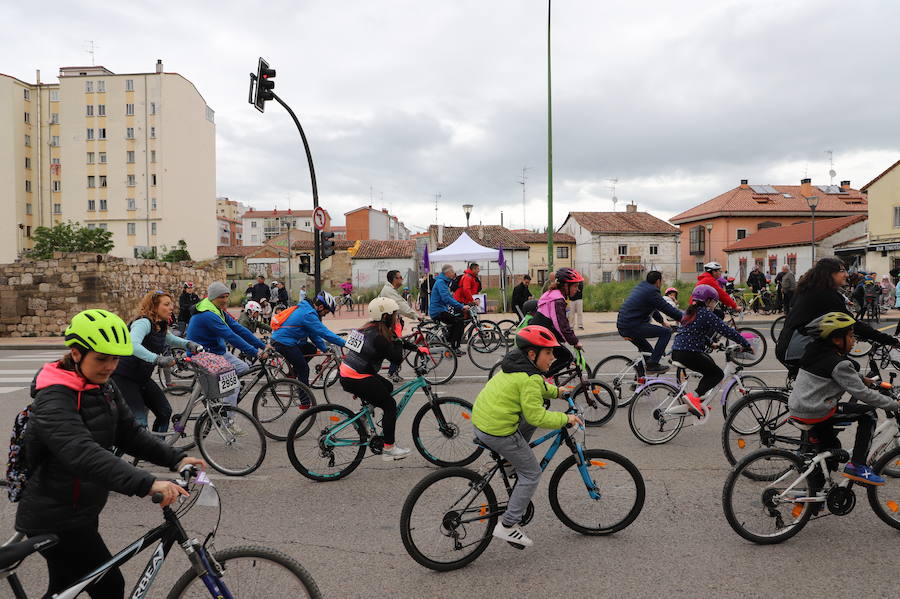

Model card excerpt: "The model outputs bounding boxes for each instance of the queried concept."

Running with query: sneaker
[389,372,404,383]
[492,522,533,547]
[454,349,466,357]
[382,445,411,461]
[842,462,885,486]
[681,393,705,418]
[645,362,670,374]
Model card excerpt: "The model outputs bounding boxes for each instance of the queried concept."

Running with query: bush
[479,280,697,313]
[28,221,114,259]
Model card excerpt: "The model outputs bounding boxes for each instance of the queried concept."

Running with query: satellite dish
[829,169,837,178]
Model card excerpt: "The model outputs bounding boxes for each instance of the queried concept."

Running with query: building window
[86,128,94,140]
[24,157,31,169]
[736,228,748,240]
[619,269,641,282]
[99,223,107,230]
[126,103,134,116]
[88,200,96,211]
[51,112,59,124]
[127,223,136,235]
[50,135,59,146]
[87,152,95,164]
[99,175,107,188]
[556,246,569,259]
[25,180,32,192]
[99,152,107,164]
[98,128,106,140]
[649,245,659,255]
[126,127,134,139]
[52,181,61,192]
[150,150,156,163]
[150,127,156,138]
[50,90,59,102]
[151,197,157,210]
[768,256,777,275]
[695,261,705,273]
[87,224,96,230]
[97,81,105,92]
[894,207,900,228]
[127,174,136,186]
[206,106,215,123]
[689,225,706,255]
[24,134,31,146]
[97,104,105,116]
[87,176,96,188]
[86,105,94,116]
[51,157,60,165]
[602,271,612,283]
[125,79,134,91]
[127,198,136,210]
[251,221,257,228]
[618,244,628,256]
[85,81,94,93]
[126,150,135,163]
[23,89,30,100]
[25,204,32,215]
[151,174,157,186]
[24,112,30,124]
[53,204,61,214]
[150,102,156,115]
[99,199,108,211]
[151,222,157,235]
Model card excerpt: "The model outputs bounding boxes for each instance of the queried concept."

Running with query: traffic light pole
[270,92,322,296]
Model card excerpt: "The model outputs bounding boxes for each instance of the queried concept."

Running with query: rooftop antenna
[85,40,99,66]
[518,167,529,229]
[607,178,619,211]
[434,192,441,225]
[826,150,836,184]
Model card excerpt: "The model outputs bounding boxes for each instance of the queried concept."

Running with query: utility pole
[434,193,441,225]
[518,167,528,229]
[546,0,555,273]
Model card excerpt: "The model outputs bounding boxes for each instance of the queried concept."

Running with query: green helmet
[805,312,856,340]
[64,309,133,356]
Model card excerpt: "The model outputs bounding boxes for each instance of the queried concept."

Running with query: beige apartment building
[217,196,248,221]
[0,60,216,262]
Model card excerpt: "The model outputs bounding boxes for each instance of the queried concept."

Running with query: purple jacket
[531,289,578,346]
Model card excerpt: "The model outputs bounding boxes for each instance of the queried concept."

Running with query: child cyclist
[472,325,583,547]
[671,284,753,418]
[530,268,584,352]
[788,312,900,486]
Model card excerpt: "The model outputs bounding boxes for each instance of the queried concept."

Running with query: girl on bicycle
[671,284,753,418]
[111,291,201,432]
[16,309,205,599]
[339,297,424,461]
[530,268,584,352]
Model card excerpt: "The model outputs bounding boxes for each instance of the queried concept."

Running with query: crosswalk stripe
[0,377,33,383]
[0,387,26,394]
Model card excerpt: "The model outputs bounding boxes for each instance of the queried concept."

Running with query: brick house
[510,230,576,285]
[345,206,410,240]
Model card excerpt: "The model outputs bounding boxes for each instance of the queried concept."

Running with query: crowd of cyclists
[12,253,900,595]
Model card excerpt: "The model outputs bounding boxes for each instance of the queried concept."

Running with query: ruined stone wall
[0,253,226,337]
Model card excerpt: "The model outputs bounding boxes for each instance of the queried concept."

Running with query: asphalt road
[1,334,899,598]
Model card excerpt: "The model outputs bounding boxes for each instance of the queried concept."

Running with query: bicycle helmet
[664,287,678,296]
[690,284,719,303]
[64,309,133,356]
[521,299,538,315]
[555,267,584,283]
[245,300,263,313]
[703,261,722,271]
[184,281,194,289]
[369,297,399,321]
[316,291,337,314]
[805,312,856,339]
[515,325,560,350]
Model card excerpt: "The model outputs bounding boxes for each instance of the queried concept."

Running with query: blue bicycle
[399,396,645,571]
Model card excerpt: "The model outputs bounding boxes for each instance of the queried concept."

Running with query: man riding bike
[616,271,683,373]
[696,261,738,313]
[429,264,467,356]
[271,291,347,386]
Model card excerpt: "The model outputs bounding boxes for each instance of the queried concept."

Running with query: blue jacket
[616,281,683,332]
[185,298,266,356]
[429,273,464,318]
[271,299,346,352]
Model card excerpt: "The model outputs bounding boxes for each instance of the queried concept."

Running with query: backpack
[270,304,299,331]
[448,276,462,293]
[6,405,32,502]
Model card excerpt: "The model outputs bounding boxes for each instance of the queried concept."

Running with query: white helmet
[704,261,722,271]
[369,297,399,321]
[315,291,337,314]
[271,281,279,286]
[245,301,262,312]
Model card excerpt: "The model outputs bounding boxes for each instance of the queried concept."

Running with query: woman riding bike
[530,267,584,352]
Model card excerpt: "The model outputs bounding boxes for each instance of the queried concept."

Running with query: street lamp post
[806,195,819,266]
[705,222,713,266]
[463,204,473,228]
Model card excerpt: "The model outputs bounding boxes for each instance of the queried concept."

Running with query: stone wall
[0,253,226,337]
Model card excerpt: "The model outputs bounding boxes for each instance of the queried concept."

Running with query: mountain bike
[742,288,777,314]
[286,361,481,481]
[399,396,645,571]
[1,466,321,598]
[590,340,678,408]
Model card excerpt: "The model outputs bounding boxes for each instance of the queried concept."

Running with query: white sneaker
[382,445,411,461]
[492,522,533,547]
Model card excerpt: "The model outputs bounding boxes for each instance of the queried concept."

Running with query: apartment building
[345,206,410,241]
[0,60,216,262]
[242,208,331,246]
[217,196,248,221]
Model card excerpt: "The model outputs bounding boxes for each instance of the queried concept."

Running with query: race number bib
[345,330,364,354]
[217,370,239,395]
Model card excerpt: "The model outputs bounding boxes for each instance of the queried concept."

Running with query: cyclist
[340,278,354,309]
[339,297,424,461]
[788,312,900,486]
[380,270,419,382]
[185,282,268,406]
[453,262,483,308]
[111,291,201,432]
[615,271,683,373]
[238,300,272,335]
[663,287,679,310]
[16,309,205,599]
[271,291,347,386]
[671,284,753,417]
[531,267,585,352]
[471,325,582,547]
[696,262,739,312]
[177,282,199,329]
[429,264,466,356]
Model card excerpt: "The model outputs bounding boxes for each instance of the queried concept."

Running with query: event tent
[427,232,498,262]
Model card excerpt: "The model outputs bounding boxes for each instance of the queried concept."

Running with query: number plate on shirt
[217,370,239,394]
[345,330,364,353]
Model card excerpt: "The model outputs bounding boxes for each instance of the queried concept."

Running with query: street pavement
[1,332,899,598]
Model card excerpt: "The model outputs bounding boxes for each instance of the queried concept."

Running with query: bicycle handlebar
[151,465,199,504]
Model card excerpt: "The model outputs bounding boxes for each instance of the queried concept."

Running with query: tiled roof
[288,239,357,251]
[566,212,679,234]
[351,240,416,259]
[513,231,576,244]
[723,215,867,252]
[428,225,529,250]
[861,160,900,192]
[217,245,259,257]
[671,184,867,223]
[242,209,318,218]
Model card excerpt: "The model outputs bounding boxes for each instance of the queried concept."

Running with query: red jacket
[696,272,737,309]
[454,269,482,304]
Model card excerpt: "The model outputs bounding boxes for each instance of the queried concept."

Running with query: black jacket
[747,271,767,291]
[251,282,271,303]
[15,362,185,534]
[277,287,289,305]
[178,292,199,323]
[511,282,532,310]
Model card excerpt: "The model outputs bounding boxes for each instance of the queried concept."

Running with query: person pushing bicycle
[471,325,583,547]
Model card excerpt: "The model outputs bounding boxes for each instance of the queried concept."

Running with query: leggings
[36,526,124,599]
[671,350,723,397]
[340,374,398,445]
[111,374,171,432]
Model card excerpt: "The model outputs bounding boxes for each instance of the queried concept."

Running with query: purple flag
[423,244,430,273]
[498,245,506,271]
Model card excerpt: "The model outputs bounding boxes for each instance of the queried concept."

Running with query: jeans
[37,527,124,599]
[272,341,317,386]
[112,374,172,432]
[220,351,251,406]
[809,403,877,465]
[434,311,464,349]
[618,322,672,365]
[475,424,541,528]
[671,350,724,397]
[340,375,398,444]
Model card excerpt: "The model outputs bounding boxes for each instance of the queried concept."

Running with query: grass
[481,281,695,312]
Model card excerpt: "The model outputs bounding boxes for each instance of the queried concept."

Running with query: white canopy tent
[428,232,498,262]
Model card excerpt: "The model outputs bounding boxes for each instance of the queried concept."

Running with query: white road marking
[0,377,33,383]
[0,370,43,374]
[0,387,26,394]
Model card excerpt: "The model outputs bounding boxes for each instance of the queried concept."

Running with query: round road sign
[313,207,327,231]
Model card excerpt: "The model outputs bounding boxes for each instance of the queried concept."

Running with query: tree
[161,240,191,262]
[29,221,114,259]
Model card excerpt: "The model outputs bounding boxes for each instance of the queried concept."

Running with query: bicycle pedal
[507,541,526,550]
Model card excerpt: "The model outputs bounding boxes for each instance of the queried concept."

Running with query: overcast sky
[3,1,899,231]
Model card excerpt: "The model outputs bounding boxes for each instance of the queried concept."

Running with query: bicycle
[398,396,645,571]
[286,360,481,481]
[1,466,321,598]
[627,345,768,445]
[742,288,777,314]
[589,333,680,408]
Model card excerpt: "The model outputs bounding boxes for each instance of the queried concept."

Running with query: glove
[156,355,176,368]
[186,341,203,354]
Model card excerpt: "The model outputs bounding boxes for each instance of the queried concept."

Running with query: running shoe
[842,462,885,485]
[492,522,533,547]
[382,445,411,461]
[681,393,705,418]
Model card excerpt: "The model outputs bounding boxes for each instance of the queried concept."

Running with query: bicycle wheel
[722,392,798,469]
[412,398,482,467]
[195,406,267,476]
[285,404,366,481]
[252,378,317,441]
[721,374,768,416]
[734,327,767,367]
[590,355,642,408]
[467,332,502,370]
[167,545,321,599]
[487,358,504,379]
[867,445,900,530]
[572,379,617,426]
[722,448,812,544]
[770,315,786,343]
[400,467,498,571]
[494,319,518,347]
[627,381,685,444]
[415,342,458,386]
[548,448,645,535]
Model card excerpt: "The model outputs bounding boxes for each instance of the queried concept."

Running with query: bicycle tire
[400,467,498,571]
[548,448,645,535]
[415,342,458,386]
[590,355,642,408]
[721,374,767,417]
[721,391,797,469]
[722,448,812,544]
[867,445,900,530]
[286,404,367,481]
[195,406,267,476]
[627,381,685,445]
[167,545,321,599]
[733,327,767,367]
[466,332,502,370]
[770,315,786,343]
[487,358,504,379]
[252,378,318,441]
[411,398,483,467]
[469,326,502,354]
[573,379,618,427]
[494,319,518,347]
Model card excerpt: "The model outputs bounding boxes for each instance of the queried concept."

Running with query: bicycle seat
[0,534,57,569]
[472,437,491,451]
[639,352,653,357]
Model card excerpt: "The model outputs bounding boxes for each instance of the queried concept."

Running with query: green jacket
[239,311,271,333]
[472,349,566,436]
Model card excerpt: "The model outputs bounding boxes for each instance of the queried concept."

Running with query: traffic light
[253,57,276,113]
[299,254,311,274]
[320,231,336,259]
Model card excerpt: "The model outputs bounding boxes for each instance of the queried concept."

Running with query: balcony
[619,255,642,264]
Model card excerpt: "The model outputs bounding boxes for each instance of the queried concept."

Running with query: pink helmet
[691,284,719,303]
[664,287,678,295]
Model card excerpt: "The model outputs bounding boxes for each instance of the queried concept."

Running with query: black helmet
[521,299,538,315]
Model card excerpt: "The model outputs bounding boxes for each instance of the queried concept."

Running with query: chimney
[739,179,749,189]
[626,202,637,213]
[800,178,812,197]
[35,69,41,84]
[438,224,444,244]
[155,59,163,74]
[840,180,851,191]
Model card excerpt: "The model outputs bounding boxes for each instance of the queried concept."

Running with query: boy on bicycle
[471,325,582,547]
[788,312,900,485]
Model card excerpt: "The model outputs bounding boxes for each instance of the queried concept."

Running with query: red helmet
[515,325,560,351]
[555,267,584,284]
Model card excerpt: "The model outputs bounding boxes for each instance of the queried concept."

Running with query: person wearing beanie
[186,281,267,406]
